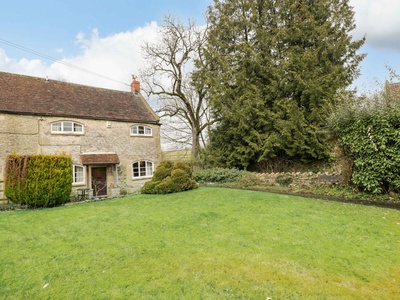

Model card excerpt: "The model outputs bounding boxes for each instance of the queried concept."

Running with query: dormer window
[130,125,152,136]
[51,121,84,134]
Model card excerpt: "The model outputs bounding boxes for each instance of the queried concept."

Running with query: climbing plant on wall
[329,91,400,194]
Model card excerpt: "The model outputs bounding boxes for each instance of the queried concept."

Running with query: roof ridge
[0,70,131,93]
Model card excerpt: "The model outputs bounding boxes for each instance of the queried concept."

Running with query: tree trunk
[190,128,200,170]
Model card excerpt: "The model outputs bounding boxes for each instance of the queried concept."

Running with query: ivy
[330,102,400,194]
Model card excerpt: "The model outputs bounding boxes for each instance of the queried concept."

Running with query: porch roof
[80,153,120,165]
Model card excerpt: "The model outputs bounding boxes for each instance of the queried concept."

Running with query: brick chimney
[131,75,140,94]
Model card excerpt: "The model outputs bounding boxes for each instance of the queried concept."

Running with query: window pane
[132,162,139,177]
[132,161,153,178]
[74,166,84,183]
[52,121,83,134]
[63,121,73,132]
[139,161,146,176]
[146,161,153,176]
[51,122,62,132]
[131,125,152,136]
[74,123,83,132]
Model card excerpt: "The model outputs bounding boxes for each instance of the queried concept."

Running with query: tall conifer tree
[204,0,365,169]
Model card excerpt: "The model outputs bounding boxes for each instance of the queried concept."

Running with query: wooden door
[91,167,107,196]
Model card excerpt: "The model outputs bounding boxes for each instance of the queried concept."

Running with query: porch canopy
[80,153,120,165]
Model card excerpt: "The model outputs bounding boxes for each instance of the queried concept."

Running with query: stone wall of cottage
[0,115,39,199]
[0,114,161,199]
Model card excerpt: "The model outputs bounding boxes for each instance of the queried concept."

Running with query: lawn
[1,187,399,299]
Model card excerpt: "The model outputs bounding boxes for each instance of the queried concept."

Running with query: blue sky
[0,0,399,94]
[0,0,210,58]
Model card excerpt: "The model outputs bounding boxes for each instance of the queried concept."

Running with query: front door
[92,167,107,197]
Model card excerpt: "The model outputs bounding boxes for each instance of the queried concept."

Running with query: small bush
[152,166,171,182]
[193,168,243,183]
[275,174,293,187]
[141,160,198,194]
[173,161,192,175]
[236,172,263,187]
[141,181,159,194]
[154,177,175,194]
[170,169,196,191]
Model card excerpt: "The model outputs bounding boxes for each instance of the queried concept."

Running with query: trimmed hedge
[4,154,73,207]
[141,160,198,194]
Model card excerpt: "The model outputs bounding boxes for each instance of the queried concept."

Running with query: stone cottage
[0,71,161,199]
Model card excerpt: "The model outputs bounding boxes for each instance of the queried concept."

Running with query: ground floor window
[132,161,154,178]
[73,165,85,184]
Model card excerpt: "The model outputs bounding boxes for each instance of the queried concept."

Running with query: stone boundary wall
[254,172,346,187]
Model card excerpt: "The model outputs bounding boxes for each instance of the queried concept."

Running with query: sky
[0,0,399,95]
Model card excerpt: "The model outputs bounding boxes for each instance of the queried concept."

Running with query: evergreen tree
[204,0,365,169]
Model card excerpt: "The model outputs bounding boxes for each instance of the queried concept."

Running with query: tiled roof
[80,153,120,165]
[0,71,159,124]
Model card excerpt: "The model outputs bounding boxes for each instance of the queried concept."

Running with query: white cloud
[0,48,48,77]
[351,0,400,50]
[0,22,160,91]
[75,31,86,44]
[48,22,160,91]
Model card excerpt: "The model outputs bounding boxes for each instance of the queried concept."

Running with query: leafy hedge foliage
[330,98,400,194]
[4,154,73,207]
[141,160,198,194]
[193,168,244,183]
[275,174,293,187]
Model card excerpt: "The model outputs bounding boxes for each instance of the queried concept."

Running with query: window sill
[131,176,153,181]
[51,132,84,135]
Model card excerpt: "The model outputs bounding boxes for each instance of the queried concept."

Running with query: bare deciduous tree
[140,15,216,159]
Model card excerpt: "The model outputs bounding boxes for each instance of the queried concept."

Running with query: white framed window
[132,161,154,178]
[51,121,84,134]
[73,165,85,185]
[130,125,152,136]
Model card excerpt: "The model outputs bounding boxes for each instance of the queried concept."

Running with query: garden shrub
[4,153,73,207]
[275,174,293,187]
[141,180,159,194]
[233,171,263,187]
[141,160,198,194]
[169,169,195,191]
[152,160,174,181]
[193,167,243,183]
[173,161,192,175]
[119,188,127,196]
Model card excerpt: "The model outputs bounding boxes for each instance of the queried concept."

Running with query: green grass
[1,187,400,299]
